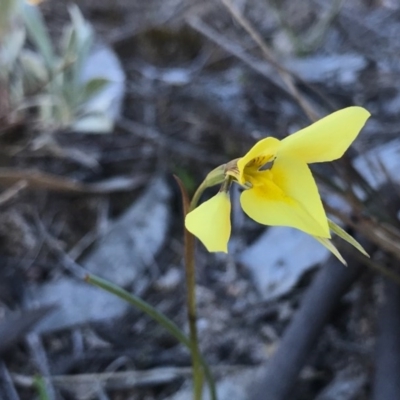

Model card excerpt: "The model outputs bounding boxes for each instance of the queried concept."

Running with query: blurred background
[1,0,400,399]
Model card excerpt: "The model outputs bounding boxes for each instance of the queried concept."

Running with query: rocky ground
[2,0,400,399]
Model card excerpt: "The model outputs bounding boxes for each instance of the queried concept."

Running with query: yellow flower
[185,107,370,257]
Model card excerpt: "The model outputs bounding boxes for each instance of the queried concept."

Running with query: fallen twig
[117,117,224,165]
[250,251,369,400]
[372,278,400,400]
[186,16,288,94]
[26,334,57,400]
[218,0,319,121]
[0,307,55,355]
[0,168,146,194]
[0,361,20,400]
[13,365,246,397]
[0,181,27,207]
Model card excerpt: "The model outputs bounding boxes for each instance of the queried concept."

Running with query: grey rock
[238,227,329,300]
[31,278,127,333]
[353,139,400,189]
[83,177,171,287]
[315,367,367,400]
[74,43,125,132]
[169,367,264,400]
[31,178,171,332]
[285,54,367,85]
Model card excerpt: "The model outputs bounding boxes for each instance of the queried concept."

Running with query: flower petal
[237,137,280,184]
[272,156,330,237]
[185,192,231,253]
[279,107,370,163]
[240,158,330,237]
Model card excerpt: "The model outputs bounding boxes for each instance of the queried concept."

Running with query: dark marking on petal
[259,158,275,171]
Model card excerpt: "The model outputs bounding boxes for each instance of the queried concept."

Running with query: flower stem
[185,226,203,400]
[176,176,205,400]
[190,179,210,211]
[33,376,50,400]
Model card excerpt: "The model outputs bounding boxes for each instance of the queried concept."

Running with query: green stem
[180,178,208,400]
[87,274,189,344]
[190,164,226,211]
[86,274,217,400]
[190,179,210,211]
[177,173,223,400]
[184,220,203,400]
[33,376,50,400]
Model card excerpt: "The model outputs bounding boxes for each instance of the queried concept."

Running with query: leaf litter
[1,0,400,399]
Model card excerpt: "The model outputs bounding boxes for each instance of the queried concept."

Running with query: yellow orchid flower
[185,106,371,262]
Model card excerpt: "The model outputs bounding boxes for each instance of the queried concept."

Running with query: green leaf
[328,219,369,258]
[22,3,55,69]
[68,4,92,47]
[82,77,109,102]
[86,274,217,400]
[0,0,18,34]
[20,49,49,88]
[33,375,50,400]
[67,4,93,89]
[1,27,26,72]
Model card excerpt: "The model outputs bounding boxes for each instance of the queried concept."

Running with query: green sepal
[204,164,226,187]
[189,164,226,211]
[328,219,369,258]
[314,236,347,266]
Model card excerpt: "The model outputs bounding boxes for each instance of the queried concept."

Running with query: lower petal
[271,156,330,236]
[185,192,231,253]
[240,179,330,237]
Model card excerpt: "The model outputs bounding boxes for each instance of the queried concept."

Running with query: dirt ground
[2,0,400,399]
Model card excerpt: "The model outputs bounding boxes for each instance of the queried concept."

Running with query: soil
[1,0,400,399]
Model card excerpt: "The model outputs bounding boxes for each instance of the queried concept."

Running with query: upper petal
[237,137,280,184]
[185,191,231,253]
[279,107,370,163]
